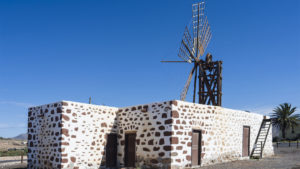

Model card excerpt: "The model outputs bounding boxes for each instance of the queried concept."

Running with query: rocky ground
[0,145,299,169]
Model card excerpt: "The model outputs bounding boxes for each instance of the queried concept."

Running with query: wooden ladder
[250,118,271,159]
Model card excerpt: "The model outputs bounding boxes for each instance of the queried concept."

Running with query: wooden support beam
[196,60,222,106]
[193,64,198,103]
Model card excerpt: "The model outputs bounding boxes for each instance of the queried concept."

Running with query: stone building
[27,100,274,169]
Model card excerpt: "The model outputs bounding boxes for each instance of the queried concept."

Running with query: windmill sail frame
[177,1,223,106]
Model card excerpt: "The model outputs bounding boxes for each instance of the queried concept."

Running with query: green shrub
[0,148,27,157]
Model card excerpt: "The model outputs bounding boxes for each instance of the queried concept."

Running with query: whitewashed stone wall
[27,101,119,169]
[117,101,173,168]
[59,101,118,169]
[170,100,274,168]
[28,100,274,169]
[28,102,64,168]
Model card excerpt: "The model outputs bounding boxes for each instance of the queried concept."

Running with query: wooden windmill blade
[192,1,205,41]
[197,17,211,58]
[180,65,196,101]
[200,24,211,56]
[192,1,213,60]
[201,18,211,47]
[203,28,212,51]
[178,27,196,62]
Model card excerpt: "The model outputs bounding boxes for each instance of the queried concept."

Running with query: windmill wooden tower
[163,1,223,106]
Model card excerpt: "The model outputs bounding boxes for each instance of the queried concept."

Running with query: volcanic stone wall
[28,100,274,169]
[59,101,118,169]
[117,101,173,168]
[27,102,64,168]
[169,100,274,168]
[27,101,118,169]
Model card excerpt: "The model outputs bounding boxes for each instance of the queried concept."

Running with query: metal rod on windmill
[162,1,223,106]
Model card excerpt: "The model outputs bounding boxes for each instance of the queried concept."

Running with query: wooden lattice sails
[162,1,223,106]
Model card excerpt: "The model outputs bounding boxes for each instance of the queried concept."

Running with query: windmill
[162,1,223,106]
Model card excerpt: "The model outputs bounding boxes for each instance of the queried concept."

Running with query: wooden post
[89,97,91,104]
[217,61,222,106]
[193,64,198,103]
[260,141,263,158]
[21,151,23,163]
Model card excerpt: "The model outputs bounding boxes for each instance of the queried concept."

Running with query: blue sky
[0,0,299,137]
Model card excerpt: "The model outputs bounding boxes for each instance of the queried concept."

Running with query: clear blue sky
[0,0,299,137]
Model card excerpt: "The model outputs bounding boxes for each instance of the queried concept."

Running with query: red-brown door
[125,133,136,167]
[191,130,201,166]
[242,126,250,157]
[106,133,117,167]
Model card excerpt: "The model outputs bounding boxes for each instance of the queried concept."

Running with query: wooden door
[242,126,250,157]
[191,130,201,166]
[125,133,136,167]
[106,133,117,168]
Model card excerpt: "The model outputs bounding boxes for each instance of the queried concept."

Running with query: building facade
[27,100,274,169]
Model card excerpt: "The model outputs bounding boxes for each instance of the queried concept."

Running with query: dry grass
[0,139,26,151]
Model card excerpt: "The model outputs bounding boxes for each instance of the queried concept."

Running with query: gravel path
[0,163,26,169]
[0,156,27,169]
[201,146,300,169]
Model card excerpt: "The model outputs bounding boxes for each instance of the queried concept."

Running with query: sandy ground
[0,146,299,169]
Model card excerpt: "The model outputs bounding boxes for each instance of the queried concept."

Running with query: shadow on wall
[99,116,118,168]
[27,103,64,168]
[114,102,173,169]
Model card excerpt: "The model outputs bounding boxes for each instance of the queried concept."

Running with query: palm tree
[271,103,300,139]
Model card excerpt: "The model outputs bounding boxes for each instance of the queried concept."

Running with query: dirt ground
[201,146,300,169]
[0,156,27,169]
[0,163,26,169]
[0,146,299,169]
